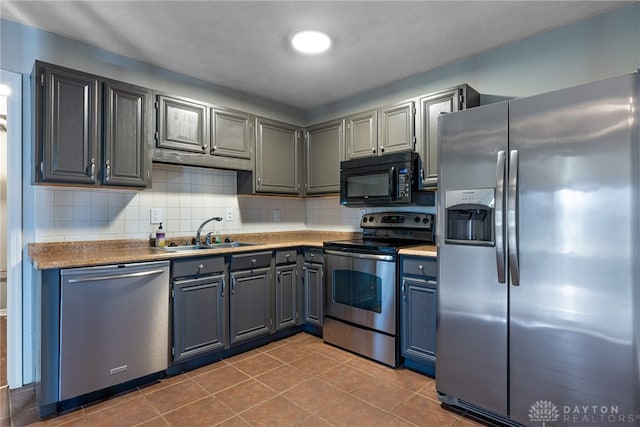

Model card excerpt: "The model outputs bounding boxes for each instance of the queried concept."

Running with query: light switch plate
[273,209,281,222]
[225,207,234,221]
[150,208,163,224]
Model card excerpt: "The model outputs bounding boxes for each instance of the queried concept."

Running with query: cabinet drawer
[402,257,437,278]
[275,249,297,265]
[173,257,225,278]
[304,248,323,264]
[230,251,273,271]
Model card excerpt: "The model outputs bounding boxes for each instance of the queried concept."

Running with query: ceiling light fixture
[291,30,331,54]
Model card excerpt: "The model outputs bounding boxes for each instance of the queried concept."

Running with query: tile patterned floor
[6,333,485,426]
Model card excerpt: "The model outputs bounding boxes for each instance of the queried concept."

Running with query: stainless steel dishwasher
[59,261,170,400]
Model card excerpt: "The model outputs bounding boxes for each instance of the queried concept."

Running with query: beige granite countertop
[398,245,438,257]
[28,231,360,270]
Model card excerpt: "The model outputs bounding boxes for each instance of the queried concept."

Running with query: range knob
[423,217,430,224]
[362,217,368,223]
[369,216,374,223]
[414,216,421,223]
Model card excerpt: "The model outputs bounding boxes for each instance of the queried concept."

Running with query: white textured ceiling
[0,1,631,110]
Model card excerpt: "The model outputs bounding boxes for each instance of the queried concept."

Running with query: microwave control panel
[397,168,410,199]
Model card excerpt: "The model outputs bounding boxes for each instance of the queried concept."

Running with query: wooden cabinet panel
[211,107,252,160]
[173,275,226,363]
[305,119,344,194]
[379,100,415,154]
[255,117,300,194]
[157,95,208,153]
[345,109,378,159]
[103,80,150,187]
[36,63,99,184]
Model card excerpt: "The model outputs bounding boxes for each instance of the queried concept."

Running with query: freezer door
[436,101,509,416]
[509,73,640,425]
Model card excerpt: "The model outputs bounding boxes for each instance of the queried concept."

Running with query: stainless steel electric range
[323,211,435,367]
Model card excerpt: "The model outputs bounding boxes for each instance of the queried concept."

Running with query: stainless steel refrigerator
[436,72,640,426]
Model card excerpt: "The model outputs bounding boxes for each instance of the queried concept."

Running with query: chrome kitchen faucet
[195,217,223,246]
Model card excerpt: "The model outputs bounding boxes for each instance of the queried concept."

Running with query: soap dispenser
[156,223,166,247]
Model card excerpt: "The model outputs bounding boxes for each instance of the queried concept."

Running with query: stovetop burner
[324,211,436,253]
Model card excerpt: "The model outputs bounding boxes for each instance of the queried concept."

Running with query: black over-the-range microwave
[340,152,435,207]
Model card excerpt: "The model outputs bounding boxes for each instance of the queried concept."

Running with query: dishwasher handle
[67,269,166,283]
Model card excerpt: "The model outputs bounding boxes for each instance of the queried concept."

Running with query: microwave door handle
[390,166,396,199]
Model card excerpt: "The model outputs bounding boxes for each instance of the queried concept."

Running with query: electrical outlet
[225,207,234,221]
[273,209,281,222]
[150,208,163,224]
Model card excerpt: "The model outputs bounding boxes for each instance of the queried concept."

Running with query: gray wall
[305,3,640,124]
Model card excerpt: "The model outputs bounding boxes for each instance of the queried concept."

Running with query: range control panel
[360,212,435,231]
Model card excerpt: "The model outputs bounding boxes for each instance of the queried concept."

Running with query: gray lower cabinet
[302,248,324,327]
[172,257,227,363]
[229,251,273,345]
[416,84,479,187]
[400,256,437,375]
[304,119,344,194]
[33,61,152,188]
[275,249,299,330]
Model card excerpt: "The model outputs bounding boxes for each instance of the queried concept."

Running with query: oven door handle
[324,250,394,262]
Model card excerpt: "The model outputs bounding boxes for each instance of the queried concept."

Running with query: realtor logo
[529,400,560,426]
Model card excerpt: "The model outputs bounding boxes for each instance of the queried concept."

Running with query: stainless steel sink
[153,242,258,252]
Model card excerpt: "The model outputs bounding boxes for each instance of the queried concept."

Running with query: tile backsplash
[33,164,364,242]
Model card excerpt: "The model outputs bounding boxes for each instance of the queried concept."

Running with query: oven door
[324,249,397,335]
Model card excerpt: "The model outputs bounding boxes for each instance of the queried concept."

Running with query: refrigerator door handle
[495,150,506,284]
[508,149,520,285]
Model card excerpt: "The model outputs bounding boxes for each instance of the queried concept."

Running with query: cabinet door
[345,109,378,159]
[275,264,297,330]
[157,95,208,153]
[103,80,150,187]
[305,119,344,194]
[211,107,252,160]
[229,267,272,345]
[379,101,415,155]
[255,117,300,194]
[173,275,226,363]
[401,277,437,362]
[36,63,99,184]
[303,263,324,326]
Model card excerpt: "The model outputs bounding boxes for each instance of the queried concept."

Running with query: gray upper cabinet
[156,95,208,153]
[211,107,252,161]
[304,119,344,195]
[379,100,416,155]
[345,101,415,160]
[33,61,151,188]
[103,80,152,187]
[345,109,378,159]
[416,84,479,187]
[34,62,99,185]
[253,117,301,194]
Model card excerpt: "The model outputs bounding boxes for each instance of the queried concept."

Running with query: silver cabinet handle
[68,269,165,283]
[221,278,225,297]
[508,150,520,285]
[231,277,236,294]
[89,158,96,181]
[418,264,423,270]
[380,146,385,153]
[495,150,506,284]
[372,147,376,154]
[105,159,111,182]
[202,144,208,151]
[212,145,217,151]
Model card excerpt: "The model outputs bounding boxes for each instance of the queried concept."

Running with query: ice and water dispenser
[445,188,495,246]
